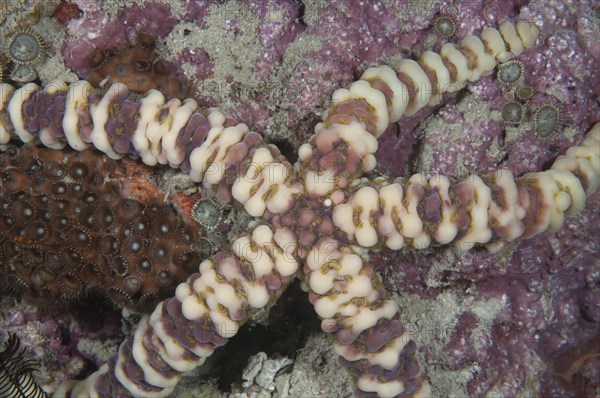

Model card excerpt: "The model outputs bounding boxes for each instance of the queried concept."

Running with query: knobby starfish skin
[0,18,599,397]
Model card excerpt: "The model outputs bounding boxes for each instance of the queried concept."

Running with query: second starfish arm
[331,124,600,252]
[303,237,432,398]
[54,222,302,397]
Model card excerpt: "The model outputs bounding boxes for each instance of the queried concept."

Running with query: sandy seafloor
[0,0,599,397]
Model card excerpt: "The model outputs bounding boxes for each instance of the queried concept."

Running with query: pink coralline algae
[0,0,599,397]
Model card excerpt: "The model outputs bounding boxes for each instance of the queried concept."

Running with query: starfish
[1,17,599,398]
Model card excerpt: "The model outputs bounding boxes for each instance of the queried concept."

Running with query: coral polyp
[6,29,46,68]
[501,101,525,124]
[497,59,524,85]
[434,15,456,38]
[192,198,224,230]
[515,84,535,101]
[533,103,563,140]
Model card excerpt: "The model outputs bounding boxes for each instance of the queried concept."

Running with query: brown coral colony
[88,34,190,99]
[0,145,202,308]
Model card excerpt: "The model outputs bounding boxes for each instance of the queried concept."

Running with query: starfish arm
[0,82,299,217]
[295,21,539,205]
[331,123,600,251]
[55,223,300,397]
[303,237,431,398]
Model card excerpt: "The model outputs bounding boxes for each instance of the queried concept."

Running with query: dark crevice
[294,0,306,27]
[269,137,298,163]
[197,280,321,392]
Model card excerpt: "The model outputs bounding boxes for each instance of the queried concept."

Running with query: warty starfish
[0,17,599,398]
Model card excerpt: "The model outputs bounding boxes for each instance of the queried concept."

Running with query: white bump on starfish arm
[239,226,276,277]
[66,364,108,398]
[0,83,16,146]
[550,156,598,196]
[440,43,472,90]
[7,82,39,143]
[516,21,539,48]
[488,169,526,241]
[377,183,405,249]
[456,175,493,250]
[90,82,127,159]
[204,124,249,185]
[357,376,405,398]
[312,252,376,319]
[161,98,198,167]
[357,374,431,398]
[566,133,600,182]
[337,121,379,156]
[360,65,408,122]
[263,162,298,213]
[405,175,429,240]
[520,172,559,237]
[332,79,389,136]
[335,327,409,367]
[304,169,335,196]
[565,146,600,179]
[201,269,242,313]
[131,319,178,387]
[460,35,497,81]
[305,237,341,270]
[53,380,78,398]
[500,21,525,56]
[132,89,165,165]
[189,124,240,183]
[63,81,92,151]
[232,147,292,216]
[346,298,399,334]
[115,339,176,397]
[352,186,379,247]
[149,307,192,370]
[206,107,226,126]
[394,59,432,116]
[481,26,513,62]
[547,170,585,213]
[38,81,69,149]
[181,292,208,320]
[297,142,313,161]
[418,51,451,106]
[146,97,181,164]
[332,202,355,236]
[273,227,299,276]
[429,175,458,244]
